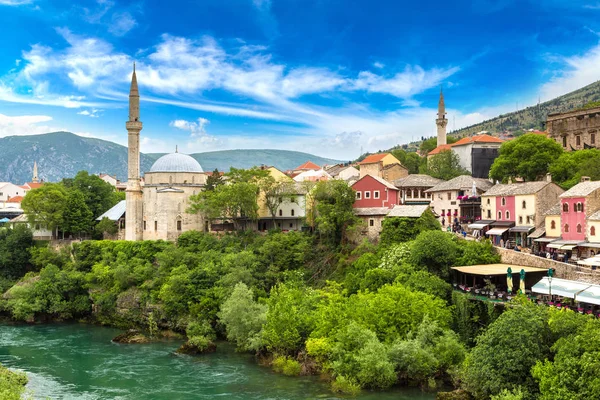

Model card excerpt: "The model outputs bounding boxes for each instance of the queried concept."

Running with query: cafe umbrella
[506,267,513,294]
[519,268,526,294]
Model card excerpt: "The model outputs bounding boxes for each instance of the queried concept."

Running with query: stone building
[426,175,493,222]
[547,106,600,151]
[358,153,408,181]
[394,174,443,205]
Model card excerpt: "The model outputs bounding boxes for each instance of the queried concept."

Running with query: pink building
[559,180,600,241]
[352,175,399,209]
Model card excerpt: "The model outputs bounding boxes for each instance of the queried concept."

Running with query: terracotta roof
[394,174,443,188]
[482,181,553,197]
[559,181,600,198]
[452,134,503,146]
[6,196,23,203]
[24,182,43,189]
[295,161,321,171]
[387,205,429,218]
[359,153,389,164]
[425,175,493,193]
[428,144,453,156]
[354,207,392,216]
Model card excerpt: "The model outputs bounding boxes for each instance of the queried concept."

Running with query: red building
[352,174,399,208]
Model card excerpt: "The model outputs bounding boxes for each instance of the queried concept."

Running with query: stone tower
[125,63,144,241]
[436,88,448,146]
[32,161,39,183]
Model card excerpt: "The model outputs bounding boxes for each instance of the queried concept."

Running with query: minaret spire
[125,64,144,241]
[32,161,39,183]
[436,87,448,146]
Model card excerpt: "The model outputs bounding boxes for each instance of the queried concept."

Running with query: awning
[535,237,558,243]
[576,286,600,305]
[531,277,591,298]
[547,243,563,249]
[579,242,600,249]
[468,223,489,230]
[560,245,578,251]
[451,264,548,276]
[486,228,508,236]
[509,226,534,233]
[529,228,546,239]
[577,258,600,267]
[491,221,515,228]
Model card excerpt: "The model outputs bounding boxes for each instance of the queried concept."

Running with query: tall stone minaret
[125,63,143,241]
[436,88,448,146]
[32,161,39,183]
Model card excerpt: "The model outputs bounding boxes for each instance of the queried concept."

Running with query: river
[0,324,435,400]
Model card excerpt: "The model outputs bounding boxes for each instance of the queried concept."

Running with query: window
[576,202,584,212]
[498,211,502,220]
[369,219,374,227]
[505,211,510,220]
[406,190,412,198]
[279,209,283,216]
[519,216,523,224]
[577,224,582,233]
[564,224,569,233]
[365,191,371,199]
[291,209,295,216]
[592,226,596,236]
[374,191,380,199]
[487,210,491,218]
[592,133,596,144]
[563,136,567,147]
[289,223,293,228]
[447,192,452,200]
[522,200,526,209]
[356,191,361,200]
[563,203,569,212]
[551,220,556,229]
[501,197,506,206]
[487,198,490,205]
[177,220,182,231]
[143,221,146,230]
[527,216,531,224]
[154,221,158,231]
[291,197,296,203]
[576,135,581,146]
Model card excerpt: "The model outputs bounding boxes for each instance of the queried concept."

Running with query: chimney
[507,177,513,184]
[546,173,552,182]
[581,176,591,182]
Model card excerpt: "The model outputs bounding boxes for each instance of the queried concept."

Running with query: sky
[1,0,600,160]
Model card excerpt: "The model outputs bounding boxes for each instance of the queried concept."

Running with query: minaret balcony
[126,121,143,130]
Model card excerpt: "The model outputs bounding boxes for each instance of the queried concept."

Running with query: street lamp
[548,268,553,301]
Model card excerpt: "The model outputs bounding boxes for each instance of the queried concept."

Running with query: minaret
[125,63,144,241]
[32,161,39,183]
[436,88,448,146]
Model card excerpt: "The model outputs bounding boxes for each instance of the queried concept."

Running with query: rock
[112,329,150,344]
[175,340,216,355]
[436,389,472,400]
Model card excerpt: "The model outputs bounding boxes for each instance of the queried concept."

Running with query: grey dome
[149,153,203,173]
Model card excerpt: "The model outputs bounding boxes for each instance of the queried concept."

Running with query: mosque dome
[149,152,203,173]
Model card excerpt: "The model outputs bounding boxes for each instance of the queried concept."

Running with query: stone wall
[547,107,600,151]
[496,246,600,284]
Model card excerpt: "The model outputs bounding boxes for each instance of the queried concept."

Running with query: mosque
[124,65,207,241]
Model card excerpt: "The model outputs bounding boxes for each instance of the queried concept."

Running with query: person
[442,217,445,227]
[500,239,504,248]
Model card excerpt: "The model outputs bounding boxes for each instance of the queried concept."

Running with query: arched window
[506,211,510,220]
[563,203,569,212]
[291,209,295,216]
[564,224,569,233]
[577,202,584,212]
[577,224,582,233]
[551,220,556,229]
[592,226,596,236]
[522,200,526,209]
[498,211,502,220]
[501,197,506,206]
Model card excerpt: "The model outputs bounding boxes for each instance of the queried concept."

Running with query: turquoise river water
[0,323,436,400]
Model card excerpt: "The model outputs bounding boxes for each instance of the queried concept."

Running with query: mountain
[450,80,600,137]
[0,132,342,184]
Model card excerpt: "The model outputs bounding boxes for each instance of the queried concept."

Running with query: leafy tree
[262,177,296,226]
[490,134,563,182]
[21,183,67,235]
[462,302,552,399]
[380,209,441,247]
[0,225,33,278]
[422,150,470,180]
[391,149,421,174]
[313,180,359,246]
[219,282,267,352]
[226,166,270,184]
[65,171,120,219]
[96,217,119,237]
[549,148,600,189]
[205,168,224,191]
[63,189,94,236]
[456,239,501,266]
[410,231,459,279]
[419,136,458,155]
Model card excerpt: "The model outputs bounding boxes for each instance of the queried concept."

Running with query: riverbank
[0,323,435,400]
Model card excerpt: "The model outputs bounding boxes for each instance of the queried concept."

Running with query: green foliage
[419,136,458,155]
[0,363,28,400]
[451,291,502,346]
[96,217,118,236]
[21,182,67,232]
[410,231,459,279]
[331,375,361,395]
[491,388,525,400]
[549,148,600,189]
[391,149,421,174]
[219,283,267,352]
[63,189,94,235]
[422,151,470,180]
[456,239,500,266]
[272,355,302,376]
[188,180,260,226]
[462,303,551,399]
[205,168,224,191]
[313,180,359,247]
[396,270,452,301]
[490,134,563,182]
[379,209,441,247]
[0,225,33,278]
[63,171,121,219]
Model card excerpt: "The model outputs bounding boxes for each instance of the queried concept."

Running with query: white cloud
[0,0,33,5]
[372,62,385,69]
[109,12,137,36]
[170,117,210,136]
[540,42,600,101]
[77,108,102,118]
[0,113,56,137]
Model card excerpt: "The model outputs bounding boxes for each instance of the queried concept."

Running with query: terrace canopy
[451,264,548,276]
[532,277,600,305]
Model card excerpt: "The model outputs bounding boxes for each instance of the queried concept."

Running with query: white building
[0,182,27,202]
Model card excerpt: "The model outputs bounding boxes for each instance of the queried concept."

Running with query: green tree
[313,180,359,246]
[419,136,458,155]
[63,189,94,236]
[96,217,119,237]
[549,148,600,189]
[422,150,470,180]
[219,282,267,352]
[0,225,33,278]
[65,171,120,219]
[262,177,296,226]
[409,231,459,279]
[21,183,67,235]
[490,134,563,182]
[404,152,422,174]
[380,209,442,247]
[205,169,224,191]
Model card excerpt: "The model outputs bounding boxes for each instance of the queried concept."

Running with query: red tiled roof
[453,134,504,146]
[7,196,24,203]
[428,144,453,156]
[24,182,43,189]
[359,153,389,164]
[295,161,321,170]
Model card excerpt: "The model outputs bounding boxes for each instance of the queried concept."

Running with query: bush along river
[0,323,436,400]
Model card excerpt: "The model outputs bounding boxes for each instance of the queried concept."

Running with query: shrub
[272,355,302,376]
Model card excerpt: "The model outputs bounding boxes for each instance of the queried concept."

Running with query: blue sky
[0,0,599,159]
